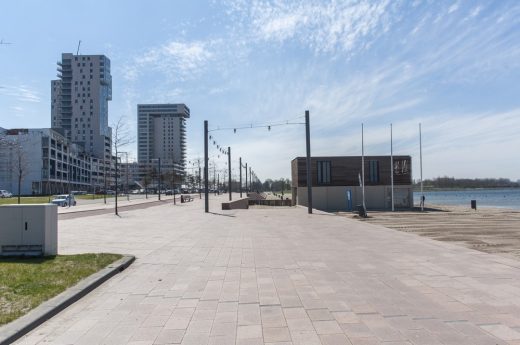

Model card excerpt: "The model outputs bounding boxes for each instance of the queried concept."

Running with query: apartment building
[137,104,189,178]
[51,53,112,161]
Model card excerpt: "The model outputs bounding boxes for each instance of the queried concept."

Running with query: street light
[119,152,130,201]
[151,158,162,201]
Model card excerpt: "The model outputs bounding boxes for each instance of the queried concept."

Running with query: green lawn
[0,253,122,325]
[0,194,114,205]
[0,196,52,205]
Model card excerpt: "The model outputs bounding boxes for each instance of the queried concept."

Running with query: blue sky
[1,0,519,181]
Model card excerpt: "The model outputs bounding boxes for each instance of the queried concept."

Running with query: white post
[391,123,394,212]
[420,123,424,212]
[361,123,366,211]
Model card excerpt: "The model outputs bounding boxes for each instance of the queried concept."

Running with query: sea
[413,188,520,210]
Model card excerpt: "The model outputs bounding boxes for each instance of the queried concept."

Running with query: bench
[181,195,193,203]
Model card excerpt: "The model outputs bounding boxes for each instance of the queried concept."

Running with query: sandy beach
[339,204,520,261]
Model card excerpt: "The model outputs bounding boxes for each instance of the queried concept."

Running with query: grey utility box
[0,204,58,256]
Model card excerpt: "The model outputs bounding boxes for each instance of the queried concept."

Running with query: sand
[339,204,520,261]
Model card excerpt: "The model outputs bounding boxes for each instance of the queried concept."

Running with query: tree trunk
[115,153,118,215]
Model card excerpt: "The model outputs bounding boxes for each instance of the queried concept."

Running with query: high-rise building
[137,104,189,176]
[51,53,112,161]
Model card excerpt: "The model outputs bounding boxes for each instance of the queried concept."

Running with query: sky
[1,0,519,181]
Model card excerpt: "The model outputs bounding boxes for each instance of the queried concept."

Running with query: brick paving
[12,195,520,344]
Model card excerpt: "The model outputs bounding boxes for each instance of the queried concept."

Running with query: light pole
[245,163,248,194]
[119,152,130,201]
[239,157,242,198]
[228,147,232,201]
[157,158,161,201]
[305,110,312,214]
[204,120,209,213]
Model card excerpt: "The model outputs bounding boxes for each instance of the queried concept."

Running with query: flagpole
[420,123,424,212]
[362,123,366,212]
[391,123,394,211]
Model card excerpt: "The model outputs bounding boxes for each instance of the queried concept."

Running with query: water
[413,188,520,210]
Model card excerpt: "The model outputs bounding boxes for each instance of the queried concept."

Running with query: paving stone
[154,329,185,344]
[10,199,520,345]
[263,326,292,342]
[236,324,262,339]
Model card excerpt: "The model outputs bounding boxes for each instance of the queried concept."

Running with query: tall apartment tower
[51,53,112,160]
[137,104,189,175]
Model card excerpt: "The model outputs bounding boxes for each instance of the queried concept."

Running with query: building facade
[137,104,189,177]
[291,155,413,211]
[0,128,97,195]
[51,53,112,161]
[0,52,119,196]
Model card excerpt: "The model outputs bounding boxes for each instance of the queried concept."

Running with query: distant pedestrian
[420,195,425,208]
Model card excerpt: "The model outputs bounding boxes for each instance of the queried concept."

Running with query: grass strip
[0,253,122,325]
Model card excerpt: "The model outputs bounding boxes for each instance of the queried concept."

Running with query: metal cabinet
[0,204,58,256]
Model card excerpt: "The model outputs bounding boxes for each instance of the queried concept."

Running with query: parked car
[51,194,77,207]
[0,190,12,198]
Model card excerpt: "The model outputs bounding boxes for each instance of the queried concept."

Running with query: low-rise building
[291,155,413,211]
[0,128,114,195]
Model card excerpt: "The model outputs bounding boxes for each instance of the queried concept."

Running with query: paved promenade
[14,196,520,344]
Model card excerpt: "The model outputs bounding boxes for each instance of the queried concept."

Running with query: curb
[0,254,135,345]
[58,199,173,215]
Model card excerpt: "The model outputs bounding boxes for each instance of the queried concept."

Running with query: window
[317,161,331,185]
[369,160,380,183]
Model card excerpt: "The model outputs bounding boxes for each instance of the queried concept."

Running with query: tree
[112,116,135,215]
[142,168,152,199]
[2,131,29,204]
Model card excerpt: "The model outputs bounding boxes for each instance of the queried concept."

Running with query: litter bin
[471,200,477,210]
[356,204,367,218]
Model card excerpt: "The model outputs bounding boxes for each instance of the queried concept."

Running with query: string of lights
[207,134,229,158]
[208,115,306,134]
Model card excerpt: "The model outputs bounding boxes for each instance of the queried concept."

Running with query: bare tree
[142,167,152,199]
[3,132,29,204]
[112,116,135,215]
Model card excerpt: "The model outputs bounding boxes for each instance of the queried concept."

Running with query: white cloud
[448,2,459,14]
[469,5,482,17]
[0,85,41,103]
[231,0,394,55]
[123,40,216,82]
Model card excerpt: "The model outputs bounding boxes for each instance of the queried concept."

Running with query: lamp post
[119,152,130,201]
[305,110,312,214]
[204,120,209,213]
[228,147,232,201]
[239,157,242,198]
[157,158,161,201]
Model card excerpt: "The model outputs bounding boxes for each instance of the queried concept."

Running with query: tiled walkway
[13,196,520,344]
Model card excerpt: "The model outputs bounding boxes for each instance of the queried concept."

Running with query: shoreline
[413,203,520,212]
